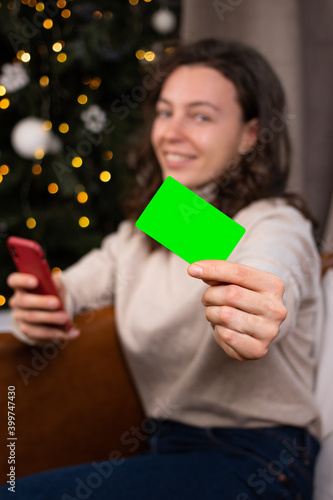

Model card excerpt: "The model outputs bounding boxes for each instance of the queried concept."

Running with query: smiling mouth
[164,153,196,163]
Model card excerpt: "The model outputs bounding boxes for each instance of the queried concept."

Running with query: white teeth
[165,153,193,161]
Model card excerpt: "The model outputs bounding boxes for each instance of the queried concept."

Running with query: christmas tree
[0,0,180,309]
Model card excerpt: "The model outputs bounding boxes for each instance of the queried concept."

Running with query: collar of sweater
[190,181,218,204]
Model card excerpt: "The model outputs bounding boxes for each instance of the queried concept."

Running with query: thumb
[52,273,67,304]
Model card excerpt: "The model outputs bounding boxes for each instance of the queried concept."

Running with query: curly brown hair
[121,38,315,250]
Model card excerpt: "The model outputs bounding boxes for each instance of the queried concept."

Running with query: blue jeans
[0,420,319,499]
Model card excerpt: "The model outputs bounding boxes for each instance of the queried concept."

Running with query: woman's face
[151,64,258,189]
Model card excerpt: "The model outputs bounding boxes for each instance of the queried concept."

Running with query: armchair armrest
[0,306,145,482]
[321,252,333,275]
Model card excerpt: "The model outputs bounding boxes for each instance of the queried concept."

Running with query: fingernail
[48,299,59,308]
[67,329,80,339]
[58,312,69,322]
[188,265,202,277]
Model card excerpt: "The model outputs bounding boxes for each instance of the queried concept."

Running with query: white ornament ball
[151,8,177,35]
[11,117,62,159]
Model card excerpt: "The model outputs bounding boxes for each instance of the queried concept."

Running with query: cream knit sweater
[59,198,323,440]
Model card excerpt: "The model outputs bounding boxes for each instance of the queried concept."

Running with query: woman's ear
[238,118,259,155]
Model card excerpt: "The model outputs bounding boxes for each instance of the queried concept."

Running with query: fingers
[188,261,285,298]
[9,289,61,311]
[202,284,258,313]
[7,272,79,343]
[12,302,79,342]
[202,284,285,319]
[187,260,287,361]
[8,272,62,310]
[52,274,67,304]
[213,325,271,361]
[7,272,39,291]
[14,307,70,327]
[205,305,279,341]
[15,322,80,343]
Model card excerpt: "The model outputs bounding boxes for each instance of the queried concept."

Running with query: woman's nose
[163,116,186,141]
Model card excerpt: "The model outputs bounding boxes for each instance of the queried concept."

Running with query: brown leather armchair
[0,306,146,483]
[0,253,332,484]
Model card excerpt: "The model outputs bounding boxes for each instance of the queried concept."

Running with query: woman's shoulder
[234,197,311,231]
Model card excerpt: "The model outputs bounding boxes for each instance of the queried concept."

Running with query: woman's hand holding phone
[7,272,80,342]
[6,236,80,343]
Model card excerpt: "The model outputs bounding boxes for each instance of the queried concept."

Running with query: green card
[135,176,246,263]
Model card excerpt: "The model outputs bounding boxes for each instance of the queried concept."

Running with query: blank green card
[135,176,246,263]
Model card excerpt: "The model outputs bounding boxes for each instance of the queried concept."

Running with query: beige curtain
[180,0,333,248]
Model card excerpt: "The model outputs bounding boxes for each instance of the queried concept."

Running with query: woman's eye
[156,109,171,118]
[194,114,210,122]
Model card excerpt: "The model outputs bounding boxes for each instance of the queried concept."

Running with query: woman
[3,39,322,499]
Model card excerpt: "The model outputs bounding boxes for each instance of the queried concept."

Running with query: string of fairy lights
[0,0,177,307]
[0,0,166,214]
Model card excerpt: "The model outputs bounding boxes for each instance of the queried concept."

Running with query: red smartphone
[6,236,72,331]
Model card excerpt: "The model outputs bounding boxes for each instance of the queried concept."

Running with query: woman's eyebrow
[189,101,221,112]
[156,98,172,106]
[157,97,220,112]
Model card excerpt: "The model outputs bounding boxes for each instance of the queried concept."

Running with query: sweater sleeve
[230,200,321,340]
[62,220,134,318]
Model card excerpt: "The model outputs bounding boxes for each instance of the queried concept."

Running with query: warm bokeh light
[0,86,6,96]
[129,0,139,5]
[26,217,37,229]
[42,120,52,130]
[61,8,71,18]
[100,171,111,182]
[136,50,145,60]
[51,267,62,275]
[165,46,175,55]
[48,183,59,194]
[0,174,3,184]
[77,94,88,104]
[0,295,6,307]
[34,148,44,159]
[52,42,63,53]
[93,10,102,20]
[39,75,49,87]
[56,0,66,7]
[0,164,9,175]
[59,122,69,133]
[102,150,113,161]
[144,51,155,62]
[72,157,82,168]
[89,77,101,90]
[21,52,31,62]
[32,164,42,175]
[78,216,90,228]
[43,19,53,29]
[57,53,67,63]
[77,191,88,203]
[35,2,44,11]
[0,98,10,109]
